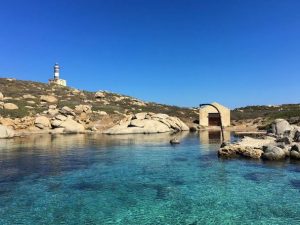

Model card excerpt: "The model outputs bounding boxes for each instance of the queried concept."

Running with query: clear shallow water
[0,132,300,225]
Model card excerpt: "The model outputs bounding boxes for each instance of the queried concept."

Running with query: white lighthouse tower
[54,63,60,79]
[49,63,67,86]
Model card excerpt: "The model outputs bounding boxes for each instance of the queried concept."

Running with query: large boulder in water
[0,125,14,138]
[59,118,85,133]
[272,119,292,136]
[262,145,286,160]
[104,113,189,135]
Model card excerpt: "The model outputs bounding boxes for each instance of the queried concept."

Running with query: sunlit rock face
[104,113,189,135]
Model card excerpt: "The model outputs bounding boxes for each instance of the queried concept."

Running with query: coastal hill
[0,78,198,134]
[0,78,198,119]
[0,78,299,133]
[232,104,300,129]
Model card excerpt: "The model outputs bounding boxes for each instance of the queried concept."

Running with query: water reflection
[0,132,192,182]
[0,132,191,152]
[0,131,292,186]
[198,130,231,145]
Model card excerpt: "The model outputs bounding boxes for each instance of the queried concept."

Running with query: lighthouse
[54,63,60,79]
[49,63,67,86]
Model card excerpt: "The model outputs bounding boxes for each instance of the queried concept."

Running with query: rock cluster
[0,104,93,138]
[0,99,189,138]
[104,112,189,134]
[219,119,300,160]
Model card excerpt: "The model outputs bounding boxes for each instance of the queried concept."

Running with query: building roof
[200,102,230,112]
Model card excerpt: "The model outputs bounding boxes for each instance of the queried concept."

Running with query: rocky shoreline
[0,109,190,138]
[0,91,190,138]
[219,119,300,161]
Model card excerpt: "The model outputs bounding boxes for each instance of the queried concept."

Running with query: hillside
[1,78,299,133]
[231,104,300,129]
[0,78,198,124]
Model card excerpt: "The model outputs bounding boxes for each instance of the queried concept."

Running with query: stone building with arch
[199,102,231,127]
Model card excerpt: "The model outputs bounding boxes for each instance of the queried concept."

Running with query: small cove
[0,133,300,224]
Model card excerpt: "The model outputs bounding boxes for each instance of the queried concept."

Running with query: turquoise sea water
[0,132,300,225]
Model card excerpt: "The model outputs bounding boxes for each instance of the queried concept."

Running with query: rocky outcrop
[40,95,58,103]
[50,111,85,133]
[3,103,18,110]
[218,136,273,159]
[0,117,34,130]
[0,92,3,101]
[220,119,300,161]
[261,145,287,160]
[104,113,189,135]
[0,125,14,138]
[219,145,263,159]
[59,118,85,133]
[34,116,51,129]
[272,119,292,136]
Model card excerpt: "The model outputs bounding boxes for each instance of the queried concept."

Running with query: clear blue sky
[0,0,299,108]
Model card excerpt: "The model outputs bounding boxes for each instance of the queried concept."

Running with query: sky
[0,0,299,108]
